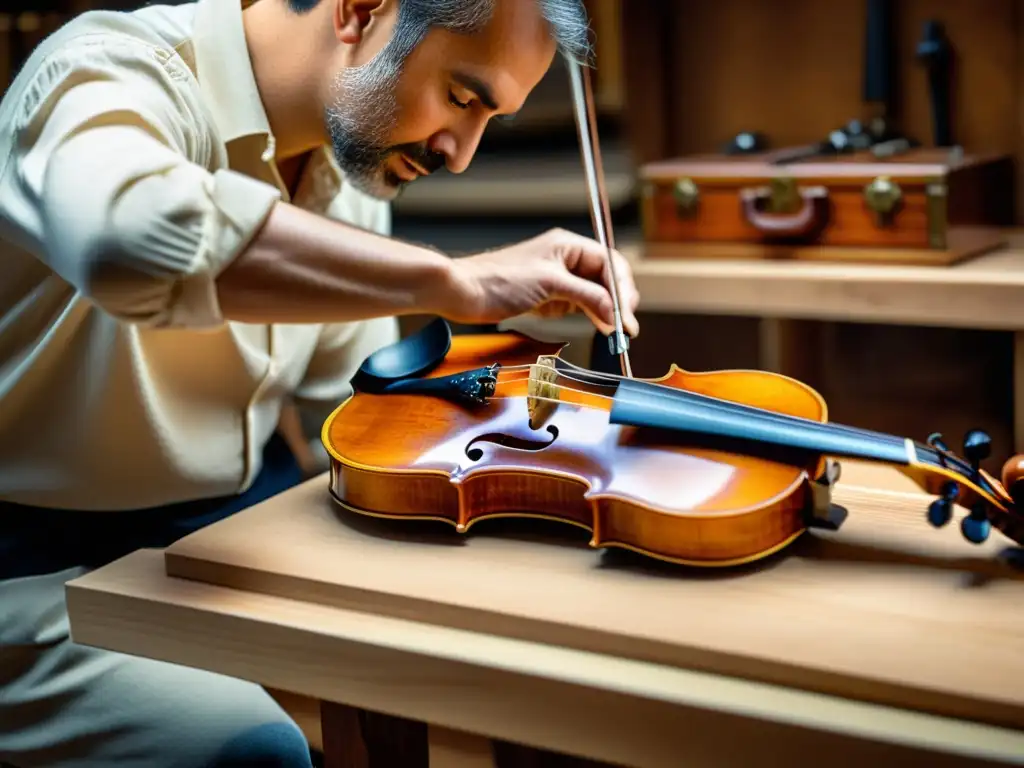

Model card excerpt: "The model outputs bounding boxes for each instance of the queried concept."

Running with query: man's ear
[335,0,386,44]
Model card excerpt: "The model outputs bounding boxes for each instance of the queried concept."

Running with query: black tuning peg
[963,429,992,471]
[927,481,959,528]
[961,500,991,544]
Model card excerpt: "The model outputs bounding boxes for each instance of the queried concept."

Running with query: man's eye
[448,92,470,109]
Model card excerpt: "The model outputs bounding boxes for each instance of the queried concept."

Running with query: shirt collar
[191,0,270,146]
[188,0,343,202]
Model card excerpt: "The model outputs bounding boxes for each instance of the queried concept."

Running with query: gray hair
[287,0,593,65]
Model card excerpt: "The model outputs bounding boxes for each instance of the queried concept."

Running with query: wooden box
[638,148,1015,266]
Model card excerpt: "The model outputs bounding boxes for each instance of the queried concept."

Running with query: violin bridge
[527,355,560,429]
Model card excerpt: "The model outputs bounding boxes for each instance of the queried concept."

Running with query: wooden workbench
[65,462,1024,767]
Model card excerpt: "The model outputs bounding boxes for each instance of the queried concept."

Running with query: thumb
[548,272,615,335]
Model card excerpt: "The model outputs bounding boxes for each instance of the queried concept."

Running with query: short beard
[325,54,404,200]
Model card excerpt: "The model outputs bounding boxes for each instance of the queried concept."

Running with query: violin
[321,60,1024,566]
[321,317,1024,566]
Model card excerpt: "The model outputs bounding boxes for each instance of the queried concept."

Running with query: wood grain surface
[162,463,1024,733]
[66,546,1024,768]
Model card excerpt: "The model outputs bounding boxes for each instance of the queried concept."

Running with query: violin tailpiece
[527,357,560,429]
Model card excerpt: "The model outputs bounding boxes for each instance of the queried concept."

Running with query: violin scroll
[919,430,1024,546]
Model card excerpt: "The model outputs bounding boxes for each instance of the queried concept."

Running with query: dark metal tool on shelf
[767,128,854,165]
[723,130,769,155]
[861,0,898,145]
[858,0,920,157]
[915,19,955,147]
[770,0,919,165]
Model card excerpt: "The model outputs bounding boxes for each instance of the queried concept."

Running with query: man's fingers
[549,273,615,335]
[547,229,640,338]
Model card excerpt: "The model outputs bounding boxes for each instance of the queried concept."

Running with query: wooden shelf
[623,235,1024,332]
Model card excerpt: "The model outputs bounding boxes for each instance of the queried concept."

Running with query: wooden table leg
[320,701,368,768]
[319,701,606,768]
[427,725,497,767]
[321,702,430,767]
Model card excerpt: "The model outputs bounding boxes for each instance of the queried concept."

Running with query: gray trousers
[0,565,313,768]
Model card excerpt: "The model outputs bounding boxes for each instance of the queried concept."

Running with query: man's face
[324,1,557,200]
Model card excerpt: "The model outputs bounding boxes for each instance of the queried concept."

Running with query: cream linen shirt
[0,0,399,510]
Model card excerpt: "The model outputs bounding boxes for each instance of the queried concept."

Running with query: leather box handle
[739,185,829,237]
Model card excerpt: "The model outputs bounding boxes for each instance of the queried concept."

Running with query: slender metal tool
[567,57,633,378]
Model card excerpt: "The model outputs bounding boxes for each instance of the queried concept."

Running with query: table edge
[64,550,1024,766]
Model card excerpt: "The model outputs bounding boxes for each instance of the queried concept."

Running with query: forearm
[216,201,457,324]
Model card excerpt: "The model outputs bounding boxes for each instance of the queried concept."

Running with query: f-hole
[465,425,559,461]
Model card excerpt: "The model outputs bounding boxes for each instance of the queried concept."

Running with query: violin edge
[324,466,817,568]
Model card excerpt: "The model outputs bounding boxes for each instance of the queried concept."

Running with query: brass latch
[673,177,699,216]
[863,176,902,225]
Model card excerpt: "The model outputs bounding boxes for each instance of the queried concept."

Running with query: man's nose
[432,122,488,175]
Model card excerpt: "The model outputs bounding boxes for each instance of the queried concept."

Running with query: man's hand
[214,205,639,335]
[441,228,640,338]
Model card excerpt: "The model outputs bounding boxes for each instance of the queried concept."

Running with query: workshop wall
[623,0,1022,219]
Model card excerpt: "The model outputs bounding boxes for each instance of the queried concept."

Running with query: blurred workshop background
[2,0,1022,478]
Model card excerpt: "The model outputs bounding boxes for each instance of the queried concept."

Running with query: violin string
[490,377,907,462]
[456,357,981,477]
[492,367,911,449]
[494,366,897,443]
[489,392,612,406]
[483,396,998,512]
[484,368,995,487]
[547,363,919,448]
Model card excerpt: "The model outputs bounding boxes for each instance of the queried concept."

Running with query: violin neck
[609,379,916,468]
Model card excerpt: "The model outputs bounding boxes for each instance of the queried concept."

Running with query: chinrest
[350,316,453,392]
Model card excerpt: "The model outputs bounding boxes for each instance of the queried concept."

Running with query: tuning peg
[963,429,992,470]
[960,501,991,544]
[927,481,958,528]
[928,498,953,528]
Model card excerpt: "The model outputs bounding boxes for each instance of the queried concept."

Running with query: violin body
[322,327,844,566]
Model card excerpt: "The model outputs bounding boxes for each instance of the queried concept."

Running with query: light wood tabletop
[65,461,1024,767]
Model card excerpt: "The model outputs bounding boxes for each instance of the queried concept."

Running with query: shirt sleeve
[2,39,282,328]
